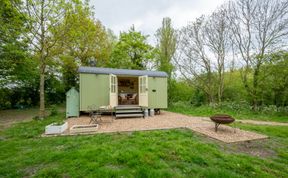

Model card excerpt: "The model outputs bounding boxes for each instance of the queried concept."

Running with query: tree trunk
[209,93,214,104]
[207,71,215,104]
[39,61,45,119]
[251,63,261,110]
[218,70,224,104]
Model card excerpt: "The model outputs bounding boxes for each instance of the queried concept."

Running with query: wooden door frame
[138,75,148,107]
[109,74,118,107]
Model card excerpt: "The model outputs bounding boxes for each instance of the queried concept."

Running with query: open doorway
[117,76,139,105]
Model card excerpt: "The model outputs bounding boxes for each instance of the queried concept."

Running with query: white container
[45,122,68,134]
[144,109,149,118]
[149,109,155,117]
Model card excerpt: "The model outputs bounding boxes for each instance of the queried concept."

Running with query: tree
[0,0,27,87]
[176,16,216,104]
[259,51,288,106]
[60,55,78,92]
[155,17,177,104]
[155,17,177,78]
[51,0,113,92]
[55,1,112,67]
[23,0,70,118]
[0,0,40,109]
[204,7,230,103]
[109,26,155,70]
[228,0,288,109]
[176,9,231,104]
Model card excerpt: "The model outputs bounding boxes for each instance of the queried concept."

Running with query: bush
[169,80,194,104]
[260,105,278,114]
[277,106,288,113]
[170,101,191,109]
[191,89,206,106]
[219,101,251,112]
[50,105,59,116]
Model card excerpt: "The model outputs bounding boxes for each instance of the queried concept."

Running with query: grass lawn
[168,104,288,122]
[0,112,288,177]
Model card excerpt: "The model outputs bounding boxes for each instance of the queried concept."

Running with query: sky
[90,0,226,42]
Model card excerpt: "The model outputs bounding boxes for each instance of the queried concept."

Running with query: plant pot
[45,122,68,135]
[70,124,99,134]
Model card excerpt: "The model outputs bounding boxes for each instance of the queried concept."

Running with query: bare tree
[228,0,288,109]
[23,0,69,118]
[176,16,216,104]
[204,8,231,103]
[176,8,231,104]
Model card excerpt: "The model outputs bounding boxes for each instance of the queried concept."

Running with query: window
[111,75,117,93]
[140,78,142,93]
[140,77,146,93]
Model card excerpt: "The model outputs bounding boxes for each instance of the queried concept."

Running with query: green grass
[168,104,288,122]
[0,113,288,177]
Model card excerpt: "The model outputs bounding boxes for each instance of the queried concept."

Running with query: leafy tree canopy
[109,26,155,70]
[54,0,113,67]
[155,17,177,78]
[0,0,29,87]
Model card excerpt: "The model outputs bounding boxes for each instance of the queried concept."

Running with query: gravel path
[199,117,288,126]
[237,120,288,126]
[62,111,268,143]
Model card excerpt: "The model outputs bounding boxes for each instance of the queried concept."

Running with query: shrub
[219,101,251,112]
[50,105,59,116]
[170,101,191,109]
[277,106,288,113]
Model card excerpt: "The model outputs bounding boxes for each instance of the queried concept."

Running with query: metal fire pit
[210,114,235,132]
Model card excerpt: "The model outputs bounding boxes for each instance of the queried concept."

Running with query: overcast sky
[90,0,226,42]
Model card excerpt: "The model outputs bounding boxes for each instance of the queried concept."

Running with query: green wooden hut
[78,66,168,113]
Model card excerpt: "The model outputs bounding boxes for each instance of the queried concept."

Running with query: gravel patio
[53,111,269,143]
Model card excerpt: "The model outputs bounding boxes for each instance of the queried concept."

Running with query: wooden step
[115,113,144,118]
[116,110,143,114]
[115,105,142,110]
[115,105,144,118]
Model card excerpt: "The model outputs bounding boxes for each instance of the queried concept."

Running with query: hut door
[139,75,148,107]
[109,74,118,107]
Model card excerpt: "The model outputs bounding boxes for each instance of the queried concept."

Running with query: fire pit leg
[215,123,220,132]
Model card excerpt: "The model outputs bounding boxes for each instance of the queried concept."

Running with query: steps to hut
[115,105,144,118]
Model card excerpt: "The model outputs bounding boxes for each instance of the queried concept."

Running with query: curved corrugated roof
[78,66,168,77]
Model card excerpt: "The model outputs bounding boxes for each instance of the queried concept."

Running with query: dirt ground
[229,140,276,157]
[0,107,64,130]
[0,109,38,130]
